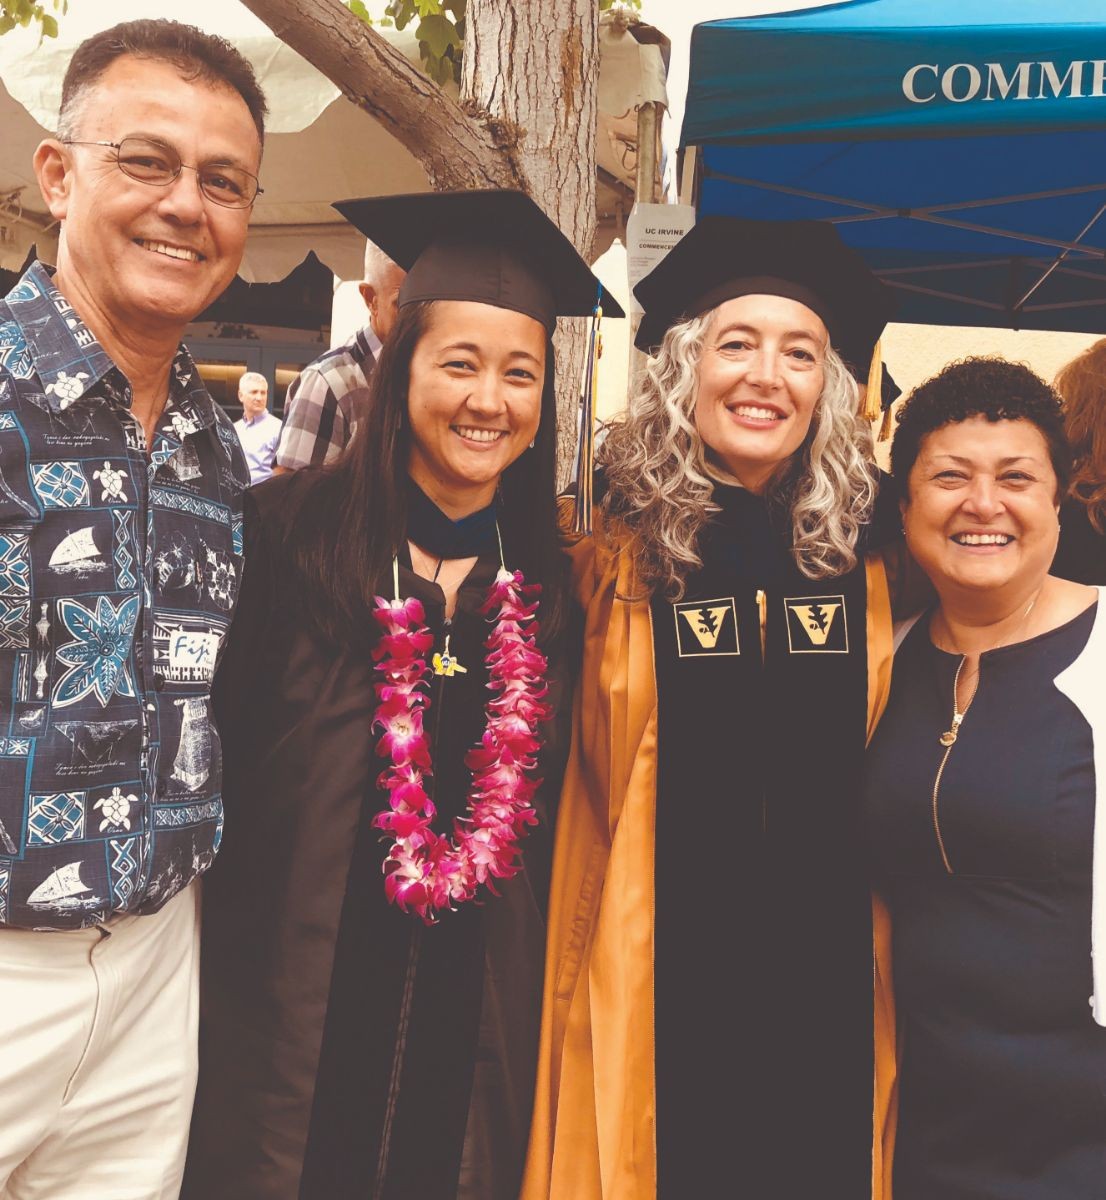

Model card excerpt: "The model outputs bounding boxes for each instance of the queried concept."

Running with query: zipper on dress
[930,654,974,876]
[930,744,956,875]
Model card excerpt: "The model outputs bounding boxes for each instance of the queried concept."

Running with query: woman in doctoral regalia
[522,217,899,1199]
[182,190,621,1200]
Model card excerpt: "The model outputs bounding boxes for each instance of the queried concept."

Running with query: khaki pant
[0,882,200,1200]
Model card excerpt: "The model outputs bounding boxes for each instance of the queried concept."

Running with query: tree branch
[239,0,525,191]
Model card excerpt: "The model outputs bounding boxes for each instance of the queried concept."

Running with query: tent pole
[627,101,661,385]
[636,101,659,205]
[679,145,699,207]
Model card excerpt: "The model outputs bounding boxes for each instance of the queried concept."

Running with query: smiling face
[694,293,828,491]
[36,54,260,343]
[238,375,268,420]
[406,301,546,515]
[902,415,1061,604]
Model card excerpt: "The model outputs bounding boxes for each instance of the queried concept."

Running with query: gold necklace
[929,591,1041,874]
[410,543,443,583]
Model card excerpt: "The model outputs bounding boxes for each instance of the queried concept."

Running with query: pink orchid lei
[370,567,552,922]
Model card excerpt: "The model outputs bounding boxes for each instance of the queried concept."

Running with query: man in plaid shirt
[274,241,405,471]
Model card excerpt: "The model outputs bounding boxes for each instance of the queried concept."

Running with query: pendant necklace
[433,632,466,678]
[410,543,468,677]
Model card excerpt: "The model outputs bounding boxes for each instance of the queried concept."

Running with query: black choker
[406,478,499,559]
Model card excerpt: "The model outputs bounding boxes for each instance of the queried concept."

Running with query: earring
[528,439,536,449]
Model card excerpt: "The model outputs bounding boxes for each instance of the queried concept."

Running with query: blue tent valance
[684,0,1106,333]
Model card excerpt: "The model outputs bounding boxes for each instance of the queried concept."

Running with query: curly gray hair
[598,310,877,599]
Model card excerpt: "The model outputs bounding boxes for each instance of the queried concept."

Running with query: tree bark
[463,0,600,485]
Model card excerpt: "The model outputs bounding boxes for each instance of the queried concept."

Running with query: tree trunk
[241,0,601,484]
[463,0,600,486]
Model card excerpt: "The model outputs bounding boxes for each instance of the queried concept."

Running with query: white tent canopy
[0,3,667,283]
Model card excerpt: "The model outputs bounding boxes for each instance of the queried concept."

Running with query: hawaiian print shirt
[0,262,248,930]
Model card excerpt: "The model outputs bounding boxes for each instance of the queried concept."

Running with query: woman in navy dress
[865,357,1105,1199]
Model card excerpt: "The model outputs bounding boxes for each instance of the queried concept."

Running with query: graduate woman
[522,218,897,1199]
[183,191,621,1200]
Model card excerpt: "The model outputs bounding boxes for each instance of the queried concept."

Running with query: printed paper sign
[626,203,695,314]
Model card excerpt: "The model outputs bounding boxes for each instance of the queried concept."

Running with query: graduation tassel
[572,294,603,536]
[862,338,884,424]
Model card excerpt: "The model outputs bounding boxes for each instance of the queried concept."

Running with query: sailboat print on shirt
[26,861,104,912]
[48,526,105,577]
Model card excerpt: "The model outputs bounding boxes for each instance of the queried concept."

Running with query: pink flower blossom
[373,697,432,769]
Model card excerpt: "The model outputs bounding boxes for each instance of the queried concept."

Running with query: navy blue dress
[864,603,1102,1199]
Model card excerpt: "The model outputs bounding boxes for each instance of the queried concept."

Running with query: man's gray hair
[363,239,400,288]
[238,371,267,392]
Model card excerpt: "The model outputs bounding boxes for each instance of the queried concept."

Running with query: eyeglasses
[62,136,263,209]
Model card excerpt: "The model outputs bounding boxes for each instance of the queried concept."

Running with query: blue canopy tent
[683,0,1106,333]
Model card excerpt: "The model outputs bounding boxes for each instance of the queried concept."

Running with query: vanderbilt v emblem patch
[785,594,849,654]
[673,597,739,657]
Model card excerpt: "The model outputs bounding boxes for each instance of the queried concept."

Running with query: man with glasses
[0,19,264,1198]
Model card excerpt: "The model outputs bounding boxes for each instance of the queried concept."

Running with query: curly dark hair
[891,356,1071,501]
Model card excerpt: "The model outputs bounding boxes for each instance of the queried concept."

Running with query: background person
[232,370,281,483]
[523,217,898,1200]
[1052,337,1106,583]
[274,239,406,471]
[0,18,263,1199]
[184,190,622,1200]
[865,356,1102,1198]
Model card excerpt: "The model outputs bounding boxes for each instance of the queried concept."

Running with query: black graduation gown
[182,471,566,1200]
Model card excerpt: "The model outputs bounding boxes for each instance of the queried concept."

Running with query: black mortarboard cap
[633,216,893,364]
[333,190,623,333]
